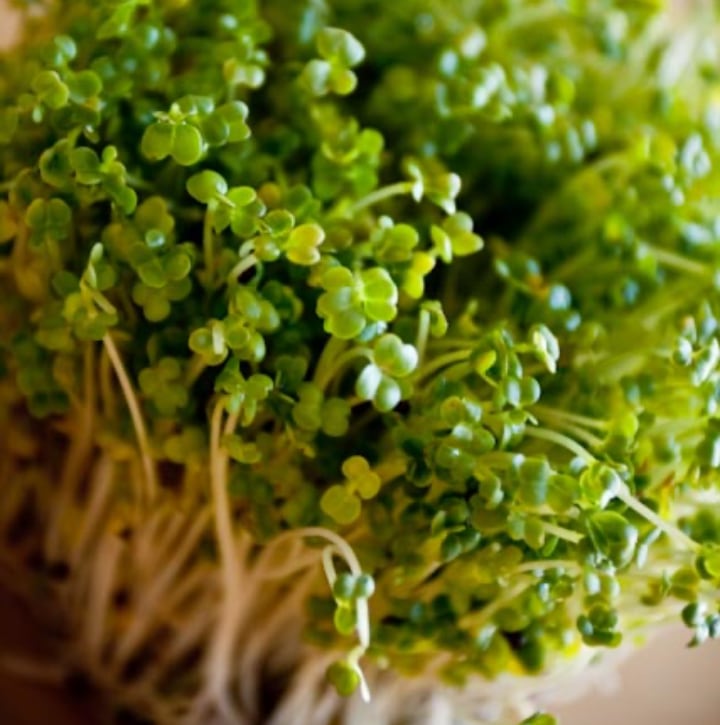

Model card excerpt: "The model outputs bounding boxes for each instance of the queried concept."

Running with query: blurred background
[1,1,719,723]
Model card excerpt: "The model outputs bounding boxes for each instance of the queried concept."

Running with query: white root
[0,391,689,725]
[69,453,115,569]
[46,343,96,561]
[238,567,319,717]
[112,509,210,672]
[82,533,122,663]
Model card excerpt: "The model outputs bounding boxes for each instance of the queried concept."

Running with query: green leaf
[286,223,325,265]
[300,59,332,96]
[586,510,639,568]
[186,170,228,204]
[515,457,551,507]
[215,101,251,143]
[580,463,622,509]
[547,474,577,513]
[342,455,381,499]
[172,124,205,165]
[141,121,175,160]
[353,573,375,599]
[317,28,365,68]
[0,201,18,242]
[32,70,70,109]
[326,660,361,697]
[189,321,228,366]
[373,334,418,377]
[321,485,361,525]
[0,108,19,144]
[577,603,622,648]
[223,434,262,464]
[519,713,558,725]
[66,70,103,102]
[333,573,357,601]
[25,198,72,247]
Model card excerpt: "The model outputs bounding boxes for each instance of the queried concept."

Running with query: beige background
[1,1,720,723]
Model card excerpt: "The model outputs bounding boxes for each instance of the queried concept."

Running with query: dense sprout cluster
[2,1,720,723]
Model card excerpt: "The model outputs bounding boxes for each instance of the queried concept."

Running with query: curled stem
[227,252,259,284]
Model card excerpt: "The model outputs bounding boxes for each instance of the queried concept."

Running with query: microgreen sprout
[3,2,720,725]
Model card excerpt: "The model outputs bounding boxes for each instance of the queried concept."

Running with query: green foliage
[326,659,361,696]
[355,333,418,411]
[139,358,188,417]
[301,27,365,97]
[320,455,381,525]
[520,715,558,725]
[4,0,720,720]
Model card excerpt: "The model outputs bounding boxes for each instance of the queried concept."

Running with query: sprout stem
[514,559,583,575]
[99,341,117,418]
[227,252,259,283]
[417,348,472,381]
[415,308,431,365]
[646,245,712,278]
[344,181,415,215]
[531,405,609,431]
[375,456,408,483]
[524,426,596,463]
[312,336,348,388]
[533,413,605,449]
[291,527,370,650]
[615,485,700,551]
[540,522,585,544]
[103,333,158,503]
[184,353,207,387]
[459,579,533,631]
[202,207,216,287]
[210,400,240,589]
[314,346,372,392]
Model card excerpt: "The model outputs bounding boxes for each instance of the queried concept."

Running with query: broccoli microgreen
[3,1,720,724]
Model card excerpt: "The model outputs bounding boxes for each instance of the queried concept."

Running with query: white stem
[524,426,596,463]
[459,579,532,631]
[292,527,369,649]
[103,334,157,503]
[210,402,241,590]
[540,522,585,544]
[616,485,699,551]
